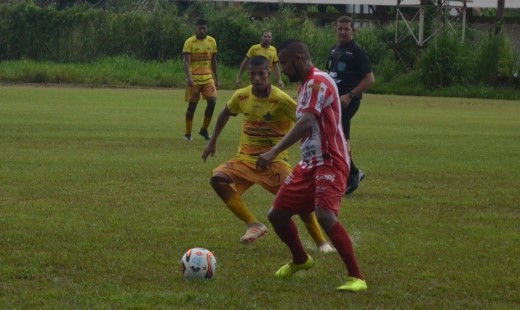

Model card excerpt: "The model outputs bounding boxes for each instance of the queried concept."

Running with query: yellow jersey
[227,85,296,166]
[246,44,279,71]
[183,35,217,84]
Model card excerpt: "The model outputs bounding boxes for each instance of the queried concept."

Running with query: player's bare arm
[211,54,220,89]
[274,63,284,89]
[235,57,249,87]
[202,107,232,162]
[183,53,193,86]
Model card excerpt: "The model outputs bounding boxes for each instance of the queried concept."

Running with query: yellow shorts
[212,159,291,196]
[185,81,217,102]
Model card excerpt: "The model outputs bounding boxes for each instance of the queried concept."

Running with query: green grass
[1,57,520,100]
[0,85,519,308]
[0,57,244,91]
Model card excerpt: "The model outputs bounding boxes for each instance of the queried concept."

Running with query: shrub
[419,29,465,88]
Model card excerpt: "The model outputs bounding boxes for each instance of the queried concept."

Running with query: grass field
[0,85,519,309]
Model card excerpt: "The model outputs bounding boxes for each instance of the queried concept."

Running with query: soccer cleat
[184,134,193,141]
[318,243,336,253]
[199,128,211,140]
[345,169,365,195]
[275,255,314,278]
[336,277,368,292]
[240,223,268,245]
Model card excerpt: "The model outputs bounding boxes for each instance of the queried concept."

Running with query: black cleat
[199,128,211,140]
[345,169,365,195]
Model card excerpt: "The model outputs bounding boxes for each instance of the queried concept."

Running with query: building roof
[207,0,520,9]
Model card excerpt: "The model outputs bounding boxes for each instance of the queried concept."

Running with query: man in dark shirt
[326,16,375,195]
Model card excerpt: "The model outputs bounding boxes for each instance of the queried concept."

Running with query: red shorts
[273,164,347,215]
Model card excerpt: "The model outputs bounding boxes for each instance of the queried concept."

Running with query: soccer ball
[181,247,217,280]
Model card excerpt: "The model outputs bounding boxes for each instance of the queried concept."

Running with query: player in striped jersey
[256,40,367,292]
[202,55,333,252]
[182,19,219,141]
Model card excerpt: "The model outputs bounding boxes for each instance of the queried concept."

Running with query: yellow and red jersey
[227,85,296,166]
[183,35,217,84]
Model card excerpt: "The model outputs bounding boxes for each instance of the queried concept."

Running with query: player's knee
[315,208,337,232]
[267,208,277,225]
[187,103,197,113]
[209,175,229,189]
[268,207,289,226]
[205,100,216,115]
[207,98,216,106]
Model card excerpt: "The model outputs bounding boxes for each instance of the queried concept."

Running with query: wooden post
[495,0,505,35]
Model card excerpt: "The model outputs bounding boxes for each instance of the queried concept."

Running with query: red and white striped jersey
[296,67,350,173]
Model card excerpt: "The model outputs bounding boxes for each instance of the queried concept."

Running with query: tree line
[0,1,518,89]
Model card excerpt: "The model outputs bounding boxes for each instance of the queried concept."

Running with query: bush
[419,30,466,88]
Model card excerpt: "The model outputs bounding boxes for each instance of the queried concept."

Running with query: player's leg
[299,212,335,253]
[199,83,217,140]
[268,206,313,277]
[313,166,367,291]
[316,207,363,278]
[316,207,367,292]
[269,165,314,277]
[211,161,266,244]
[342,99,365,195]
[184,85,201,141]
[261,162,333,252]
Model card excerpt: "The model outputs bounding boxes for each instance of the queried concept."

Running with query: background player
[182,18,220,141]
[235,31,284,89]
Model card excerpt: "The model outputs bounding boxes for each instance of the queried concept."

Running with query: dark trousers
[341,98,361,175]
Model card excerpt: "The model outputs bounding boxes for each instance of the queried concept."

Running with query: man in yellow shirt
[203,56,333,252]
[235,31,284,89]
[183,19,219,141]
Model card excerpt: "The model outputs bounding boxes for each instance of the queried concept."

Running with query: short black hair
[248,55,269,69]
[278,39,303,52]
[278,39,310,54]
[196,19,208,26]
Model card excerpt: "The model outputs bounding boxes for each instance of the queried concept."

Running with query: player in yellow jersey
[182,19,219,141]
[202,56,333,252]
[235,31,284,89]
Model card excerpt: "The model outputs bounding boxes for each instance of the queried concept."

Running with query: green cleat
[336,277,368,292]
[275,255,314,278]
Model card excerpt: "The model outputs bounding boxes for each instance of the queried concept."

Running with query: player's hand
[339,94,351,108]
[278,80,285,89]
[202,144,216,162]
[186,77,194,87]
[256,150,276,170]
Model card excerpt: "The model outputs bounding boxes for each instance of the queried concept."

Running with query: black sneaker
[199,128,211,140]
[345,169,365,195]
[184,134,193,141]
